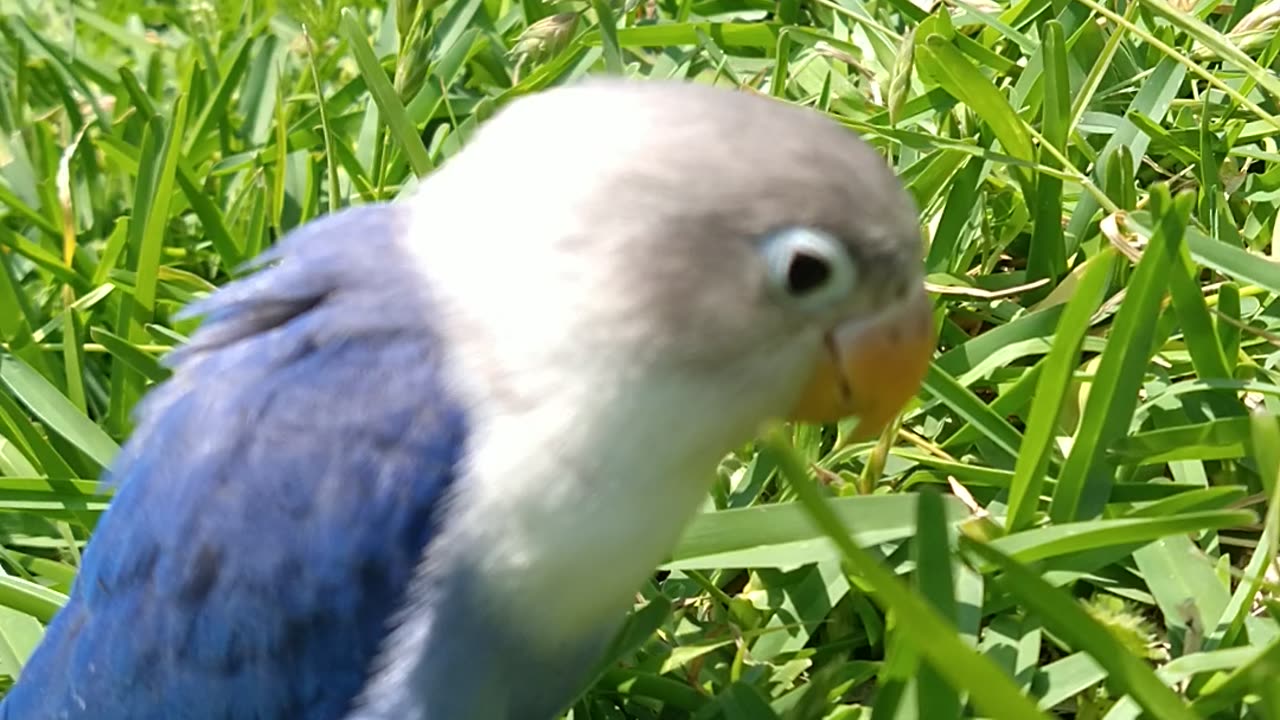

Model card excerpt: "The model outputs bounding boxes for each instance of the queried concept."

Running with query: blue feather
[1,204,469,719]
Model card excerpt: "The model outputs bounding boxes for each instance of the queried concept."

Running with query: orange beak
[787,287,934,440]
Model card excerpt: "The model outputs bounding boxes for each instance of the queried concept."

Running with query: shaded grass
[3,0,1280,717]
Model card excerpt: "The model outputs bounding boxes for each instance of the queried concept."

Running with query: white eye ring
[759,227,857,311]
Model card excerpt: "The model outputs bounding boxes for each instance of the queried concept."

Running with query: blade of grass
[1006,249,1115,531]
[764,425,1052,720]
[1051,186,1193,522]
[340,9,434,177]
[963,537,1199,720]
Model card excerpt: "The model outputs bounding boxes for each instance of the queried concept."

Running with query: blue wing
[1,204,468,719]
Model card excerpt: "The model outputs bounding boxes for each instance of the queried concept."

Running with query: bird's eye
[760,227,857,311]
[785,251,831,294]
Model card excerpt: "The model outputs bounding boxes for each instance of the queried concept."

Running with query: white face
[395,79,926,650]
[403,80,922,409]
[398,168,830,650]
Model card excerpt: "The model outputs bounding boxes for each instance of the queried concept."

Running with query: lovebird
[1,78,933,719]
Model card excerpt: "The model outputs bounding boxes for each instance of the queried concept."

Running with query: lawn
[1,0,1279,717]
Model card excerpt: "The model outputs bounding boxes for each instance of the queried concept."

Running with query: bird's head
[406,79,932,453]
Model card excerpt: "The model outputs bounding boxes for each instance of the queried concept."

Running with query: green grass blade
[0,354,119,470]
[340,10,434,177]
[963,537,1198,720]
[1006,249,1115,531]
[765,426,1052,720]
[1052,187,1194,522]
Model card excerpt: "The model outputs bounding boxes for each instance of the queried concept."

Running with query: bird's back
[1,205,469,719]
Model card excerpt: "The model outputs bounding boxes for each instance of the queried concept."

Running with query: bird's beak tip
[786,287,934,439]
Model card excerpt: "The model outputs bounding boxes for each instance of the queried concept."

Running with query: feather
[1,204,469,719]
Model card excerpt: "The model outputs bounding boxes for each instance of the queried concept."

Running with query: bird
[0,78,934,720]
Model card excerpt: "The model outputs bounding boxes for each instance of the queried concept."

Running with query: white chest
[442,377,741,650]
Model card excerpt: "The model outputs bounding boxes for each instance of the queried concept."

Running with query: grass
[2,0,1280,717]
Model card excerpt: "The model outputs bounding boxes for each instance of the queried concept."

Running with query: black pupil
[787,251,831,295]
